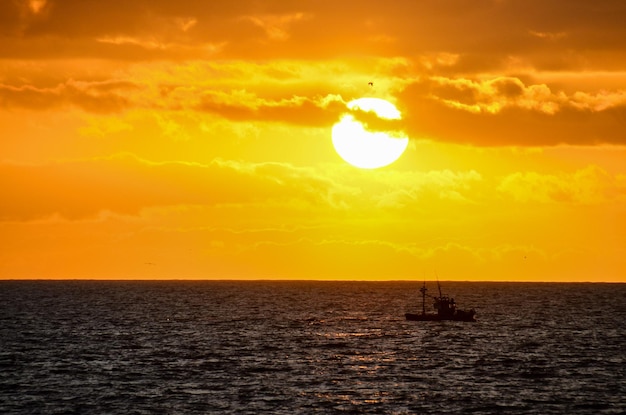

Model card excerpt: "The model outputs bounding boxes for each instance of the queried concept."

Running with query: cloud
[196,91,347,126]
[96,36,177,51]
[497,165,626,204]
[0,155,353,221]
[176,17,197,32]
[0,0,623,68]
[2,4,626,148]
[0,152,495,222]
[4,56,626,147]
[241,13,309,41]
[0,59,383,119]
[0,79,137,112]
[368,169,483,208]
[0,0,51,36]
[528,30,567,41]
[25,0,48,15]
[410,76,626,116]
[398,78,626,146]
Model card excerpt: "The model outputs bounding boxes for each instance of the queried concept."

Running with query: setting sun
[332,98,409,169]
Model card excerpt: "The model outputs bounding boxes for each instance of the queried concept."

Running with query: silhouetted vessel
[405,281,476,322]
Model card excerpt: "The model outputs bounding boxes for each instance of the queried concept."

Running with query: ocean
[1,281,625,414]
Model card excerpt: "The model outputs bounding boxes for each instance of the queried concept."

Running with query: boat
[405,280,476,322]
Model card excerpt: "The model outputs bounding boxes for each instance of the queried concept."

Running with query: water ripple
[1,281,625,414]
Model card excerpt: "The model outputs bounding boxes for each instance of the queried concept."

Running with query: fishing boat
[405,281,476,322]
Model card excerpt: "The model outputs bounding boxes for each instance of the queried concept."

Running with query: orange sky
[1,0,625,281]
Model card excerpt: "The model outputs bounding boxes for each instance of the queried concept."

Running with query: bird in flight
[368,82,373,87]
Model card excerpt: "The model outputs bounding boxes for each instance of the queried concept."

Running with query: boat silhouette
[405,280,476,322]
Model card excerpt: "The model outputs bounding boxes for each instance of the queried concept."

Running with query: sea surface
[1,281,625,414]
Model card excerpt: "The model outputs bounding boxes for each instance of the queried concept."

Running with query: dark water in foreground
[1,281,625,414]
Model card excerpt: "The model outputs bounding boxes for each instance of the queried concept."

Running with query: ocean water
[1,281,625,414]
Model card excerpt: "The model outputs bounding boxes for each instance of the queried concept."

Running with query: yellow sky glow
[1,1,625,281]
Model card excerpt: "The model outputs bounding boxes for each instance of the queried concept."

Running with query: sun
[332,98,409,169]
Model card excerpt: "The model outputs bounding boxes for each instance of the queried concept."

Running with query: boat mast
[435,270,442,298]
